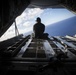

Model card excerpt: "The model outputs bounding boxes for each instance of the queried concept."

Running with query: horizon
[0,8,76,41]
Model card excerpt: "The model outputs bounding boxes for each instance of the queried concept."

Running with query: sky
[0,8,75,41]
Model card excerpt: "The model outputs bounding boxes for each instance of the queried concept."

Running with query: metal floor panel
[1,36,76,75]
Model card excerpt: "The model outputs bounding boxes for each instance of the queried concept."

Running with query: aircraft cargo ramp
[0,35,76,75]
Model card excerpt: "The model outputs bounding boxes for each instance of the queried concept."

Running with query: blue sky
[0,8,75,41]
[39,8,75,25]
[16,8,75,35]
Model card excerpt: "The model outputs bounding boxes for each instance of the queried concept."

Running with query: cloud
[16,8,43,24]
[23,21,32,27]
[23,8,44,20]
[15,8,44,35]
[19,27,33,34]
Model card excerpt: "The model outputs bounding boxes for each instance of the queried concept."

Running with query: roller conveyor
[53,36,76,50]
[1,35,76,75]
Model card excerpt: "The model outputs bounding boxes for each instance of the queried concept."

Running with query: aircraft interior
[0,0,76,75]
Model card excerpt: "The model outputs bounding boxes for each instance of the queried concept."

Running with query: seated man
[33,17,49,39]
